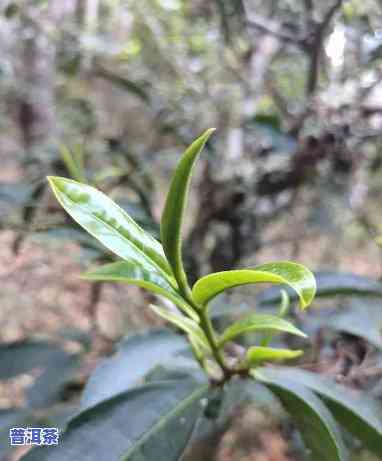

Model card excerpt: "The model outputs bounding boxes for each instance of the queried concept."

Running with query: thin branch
[215,0,231,44]
[306,0,343,96]
[303,0,314,12]
[266,80,291,118]
[319,0,343,35]
[246,15,300,44]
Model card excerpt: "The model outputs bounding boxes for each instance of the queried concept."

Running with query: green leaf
[0,340,75,379]
[258,271,382,306]
[81,329,189,410]
[160,129,215,296]
[256,367,382,457]
[278,289,290,316]
[48,177,173,281]
[149,305,211,353]
[0,409,35,458]
[4,3,19,19]
[26,353,80,409]
[218,313,307,346]
[246,346,303,366]
[327,302,382,349]
[192,261,316,309]
[35,227,105,256]
[0,182,34,206]
[0,340,80,409]
[83,261,198,321]
[22,374,209,461]
[252,369,348,461]
[60,146,86,183]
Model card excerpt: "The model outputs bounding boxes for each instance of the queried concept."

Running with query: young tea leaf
[218,313,307,346]
[83,261,197,321]
[192,261,316,309]
[149,304,211,353]
[48,177,174,282]
[246,346,303,366]
[160,129,215,297]
[60,146,86,183]
[258,271,382,306]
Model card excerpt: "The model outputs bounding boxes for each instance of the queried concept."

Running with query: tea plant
[22,130,382,461]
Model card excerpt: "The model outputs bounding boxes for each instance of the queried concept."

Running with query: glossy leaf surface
[218,313,307,346]
[258,271,382,305]
[149,305,211,352]
[22,374,209,461]
[246,346,303,366]
[192,261,316,309]
[81,330,188,410]
[257,367,382,457]
[253,369,347,461]
[83,261,197,321]
[160,129,215,294]
[48,177,173,279]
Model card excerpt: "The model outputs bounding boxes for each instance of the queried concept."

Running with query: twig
[246,15,300,44]
[215,0,231,43]
[303,0,314,13]
[321,0,343,34]
[306,0,343,95]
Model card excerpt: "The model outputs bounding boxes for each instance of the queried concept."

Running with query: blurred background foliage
[1,0,382,460]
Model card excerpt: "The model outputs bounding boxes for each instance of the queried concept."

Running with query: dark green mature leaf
[48,177,173,281]
[0,341,73,380]
[0,409,35,458]
[218,313,307,346]
[26,353,80,409]
[246,346,303,366]
[288,299,382,349]
[258,271,382,306]
[192,261,316,309]
[149,305,210,352]
[81,329,189,410]
[257,367,382,457]
[219,377,282,418]
[41,403,79,432]
[0,341,80,411]
[252,370,348,461]
[0,340,80,409]
[22,375,209,461]
[160,129,215,295]
[35,227,105,254]
[83,260,197,320]
[328,303,382,349]
[0,182,33,206]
